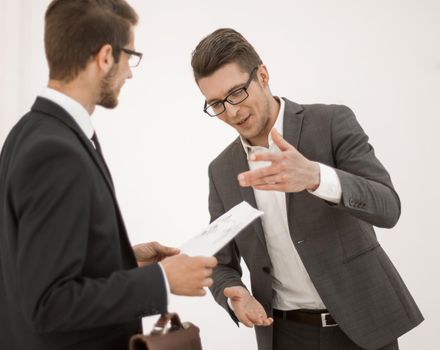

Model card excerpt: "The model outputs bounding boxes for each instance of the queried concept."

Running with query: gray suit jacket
[208,98,423,350]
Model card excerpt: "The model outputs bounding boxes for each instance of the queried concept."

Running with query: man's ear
[257,64,270,87]
[95,44,114,75]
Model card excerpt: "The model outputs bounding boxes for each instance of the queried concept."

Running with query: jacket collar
[231,97,304,249]
[31,97,115,194]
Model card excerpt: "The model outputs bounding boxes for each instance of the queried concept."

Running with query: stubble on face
[98,63,119,109]
[199,62,277,147]
[235,91,273,147]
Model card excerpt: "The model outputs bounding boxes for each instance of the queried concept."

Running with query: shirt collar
[240,96,285,156]
[39,87,95,140]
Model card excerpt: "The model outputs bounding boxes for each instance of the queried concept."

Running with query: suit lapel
[31,97,115,194]
[231,140,268,251]
[281,98,305,221]
[31,97,137,267]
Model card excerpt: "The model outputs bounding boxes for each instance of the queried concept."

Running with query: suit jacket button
[262,266,270,274]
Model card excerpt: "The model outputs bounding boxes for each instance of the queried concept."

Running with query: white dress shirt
[239,97,342,310]
[38,87,170,302]
[39,87,94,139]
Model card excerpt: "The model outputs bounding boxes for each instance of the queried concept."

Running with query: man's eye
[210,102,224,111]
[229,89,245,98]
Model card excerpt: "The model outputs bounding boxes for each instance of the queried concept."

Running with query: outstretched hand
[224,286,273,327]
[133,242,180,267]
[237,129,320,193]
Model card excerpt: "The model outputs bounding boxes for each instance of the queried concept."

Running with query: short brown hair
[191,28,263,82]
[45,0,138,82]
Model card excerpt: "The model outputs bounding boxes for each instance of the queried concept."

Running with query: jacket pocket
[338,221,380,264]
[342,241,380,264]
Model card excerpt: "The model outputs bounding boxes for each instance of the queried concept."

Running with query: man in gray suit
[190,28,423,350]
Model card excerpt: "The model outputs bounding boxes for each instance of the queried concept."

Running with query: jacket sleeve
[329,105,401,228]
[11,137,167,333]
[208,163,246,325]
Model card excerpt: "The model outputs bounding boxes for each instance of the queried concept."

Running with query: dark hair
[191,28,263,82]
[45,0,138,82]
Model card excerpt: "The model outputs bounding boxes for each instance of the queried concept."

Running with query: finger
[202,278,213,288]
[204,267,214,277]
[239,176,280,188]
[188,287,207,297]
[237,313,254,328]
[161,244,180,254]
[224,287,238,298]
[224,286,245,298]
[140,241,160,256]
[238,167,279,186]
[245,304,267,324]
[242,172,287,188]
[149,241,160,249]
[195,288,207,297]
[262,317,274,326]
[253,183,288,192]
[153,242,180,255]
[248,151,283,162]
[240,165,280,180]
[159,246,180,256]
[244,311,264,327]
[201,256,217,268]
[259,174,282,186]
[271,129,292,152]
[247,312,265,326]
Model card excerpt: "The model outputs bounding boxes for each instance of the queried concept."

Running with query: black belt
[273,309,338,327]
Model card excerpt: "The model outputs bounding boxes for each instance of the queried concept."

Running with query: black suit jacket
[208,99,423,350]
[0,98,167,350]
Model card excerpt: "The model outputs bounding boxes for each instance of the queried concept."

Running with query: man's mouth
[236,115,251,126]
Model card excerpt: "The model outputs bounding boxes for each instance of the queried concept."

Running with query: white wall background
[1,0,439,349]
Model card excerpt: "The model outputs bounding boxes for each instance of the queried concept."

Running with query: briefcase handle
[151,313,184,335]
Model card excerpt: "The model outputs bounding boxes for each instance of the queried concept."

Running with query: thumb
[271,128,292,152]
[224,287,237,298]
[163,246,180,255]
[224,286,247,299]
[154,243,180,256]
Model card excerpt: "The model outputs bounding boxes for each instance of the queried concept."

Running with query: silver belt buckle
[321,312,338,327]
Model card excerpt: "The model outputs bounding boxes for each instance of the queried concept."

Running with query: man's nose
[225,102,240,118]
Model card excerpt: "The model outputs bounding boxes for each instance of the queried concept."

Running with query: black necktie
[91,132,104,157]
[91,132,114,186]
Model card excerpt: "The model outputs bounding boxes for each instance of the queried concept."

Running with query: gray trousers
[273,318,399,350]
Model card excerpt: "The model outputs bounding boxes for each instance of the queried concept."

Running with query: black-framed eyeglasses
[203,67,258,117]
[119,47,143,68]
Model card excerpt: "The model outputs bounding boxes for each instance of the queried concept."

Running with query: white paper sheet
[180,201,263,257]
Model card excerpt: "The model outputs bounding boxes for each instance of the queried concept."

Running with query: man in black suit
[190,28,423,350]
[0,1,216,349]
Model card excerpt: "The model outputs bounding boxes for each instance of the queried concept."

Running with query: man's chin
[237,131,256,143]
[97,99,119,109]
[236,127,267,146]
[235,126,255,139]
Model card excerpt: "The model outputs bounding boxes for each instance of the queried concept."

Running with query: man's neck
[48,79,96,115]
[248,96,280,148]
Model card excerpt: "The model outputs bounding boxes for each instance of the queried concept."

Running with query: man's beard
[98,64,119,109]
[239,99,272,146]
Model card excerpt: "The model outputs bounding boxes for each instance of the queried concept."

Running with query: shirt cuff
[308,163,342,204]
[158,262,170,305]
